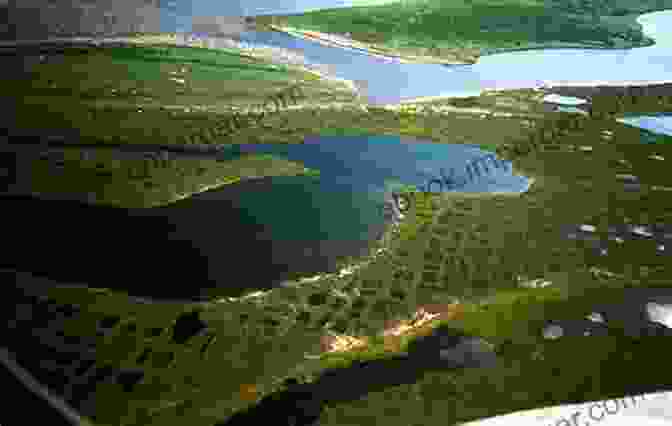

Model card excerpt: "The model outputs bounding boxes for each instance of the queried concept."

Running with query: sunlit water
[541,94,589,105]
[617,113,672,138]
[7,8,671,105]
[218,10,672,104]
[199,136,529,243]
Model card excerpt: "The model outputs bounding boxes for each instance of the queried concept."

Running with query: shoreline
[542,81,672,100]
[396,94,494,106]
[267,24,475,65]
[542,80,672,89]
[0,33,364,100]
[393,80,672,107]
[221,196,407,304]
[6,34,672,111]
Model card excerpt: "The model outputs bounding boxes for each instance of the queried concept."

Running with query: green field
[2,43,359,148]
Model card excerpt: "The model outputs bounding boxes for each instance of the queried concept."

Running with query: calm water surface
[617,113,672,139]
[223,10,672,104]
[3,136,528,300]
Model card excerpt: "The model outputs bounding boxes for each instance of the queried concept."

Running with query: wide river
[197,10,672,105]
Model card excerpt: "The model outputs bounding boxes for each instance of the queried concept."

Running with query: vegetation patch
[258,0,664,63]
[3,147,319,207]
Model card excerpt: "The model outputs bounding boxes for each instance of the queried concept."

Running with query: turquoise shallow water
[541,94,589,105]
[182,135,530,291]
[617,114,672,140]
[220,135,530,241]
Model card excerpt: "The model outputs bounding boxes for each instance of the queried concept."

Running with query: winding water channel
[181,8,672,137]
[230,10,672,104]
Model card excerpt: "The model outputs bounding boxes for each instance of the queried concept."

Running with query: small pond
[541,94,589,106]
[2,136,529,301]
[555,106,590,115]
[617,113,672,140]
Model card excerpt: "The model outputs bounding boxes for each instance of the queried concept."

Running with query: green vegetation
[312,284,672,426]
[255,0,671,62]
[5,147,318,208]
[4,30,672,426]
[9,80,672,426]
[14,262,671,426]
[229,84,672,425]
[2,43,358,148]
